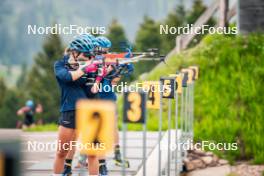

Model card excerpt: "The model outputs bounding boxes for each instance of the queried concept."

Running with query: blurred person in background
[17,100,43,129]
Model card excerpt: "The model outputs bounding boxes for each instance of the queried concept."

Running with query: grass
[118,33,264,164]
[24,123,57,132]
[227,173,239,176]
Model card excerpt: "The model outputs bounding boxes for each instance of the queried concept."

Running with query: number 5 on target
[160,77,176,98]
[123,91,147,123]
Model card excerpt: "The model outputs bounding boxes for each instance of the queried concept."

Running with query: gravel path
[187,163,264,176]
[230,164,264,176]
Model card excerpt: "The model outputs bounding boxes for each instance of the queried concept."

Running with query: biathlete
[53,34,105,176]
[17,100,43,129]
[61,33,104,176]
[74,36,133,176]
[96,36,133,170]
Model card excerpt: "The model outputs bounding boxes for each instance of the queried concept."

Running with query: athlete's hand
[36,104,43,113]
[91,83,99,94]
[95,66,107,82]
[81,63,98,74]
[111,76,121,85]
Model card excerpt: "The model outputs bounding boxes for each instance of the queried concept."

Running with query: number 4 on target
[143,81,160,109]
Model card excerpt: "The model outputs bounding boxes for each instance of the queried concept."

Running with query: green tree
[176,2,187,22]
[27,33,64,123]
[107,19,128,52]
[16,63,28,89]
[0,78,7,107]
[186,0,206,24]
[162,5,186,52]
[135,16,164,51]
[0,89,22,128]
[186,0,216,46]
[133,16,163,79]
[0,78,24,128]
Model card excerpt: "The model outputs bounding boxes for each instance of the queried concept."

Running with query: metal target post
[188,69,194,141]
[175,89,179,175]
[141,81,163,176]
[142,115,147,176]
[180,83,184,136]
[191,82,194,139]
[122,121,127,176]
[175,74,183,175]
[169,73,183,176]
[180,70,189,159]
[180,79,185,163]
[181,72,187,140]
[160,77,176,176]
[122,90,128,176]
[184,83,189,159]
[184,68,195,141]
[189,66,199,140]
[187,81,191,140]
[188,79,194,140]
[158,81,163,176]
[168,98,172,176]
[141,91,148,176]
[185,83,189,140]
[141,87,148,176]
[123,91,147,176]
[189,81,194,140]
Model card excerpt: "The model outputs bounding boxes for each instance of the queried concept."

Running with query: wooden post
[176,35,183,53]
[219,0,229,27]
[238,0,264,34]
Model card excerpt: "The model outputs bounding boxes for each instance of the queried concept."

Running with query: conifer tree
[27,33,64,122]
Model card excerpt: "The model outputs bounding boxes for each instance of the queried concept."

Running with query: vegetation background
[0,0,263,165]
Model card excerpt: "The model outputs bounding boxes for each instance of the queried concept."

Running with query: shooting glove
[82,63,98,74]
[95,65,107,82]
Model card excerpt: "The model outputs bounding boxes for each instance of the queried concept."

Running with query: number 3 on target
[123,91,147,124]
[127,93,141,122]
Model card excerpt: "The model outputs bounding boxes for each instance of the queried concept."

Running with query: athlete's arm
[69,69,85,81]
[110,63,133,85]
[35,104,43,113]
[54,61,85,82]
[111,76,121,85]
[125,63,134,75]
[17,107,30,116]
